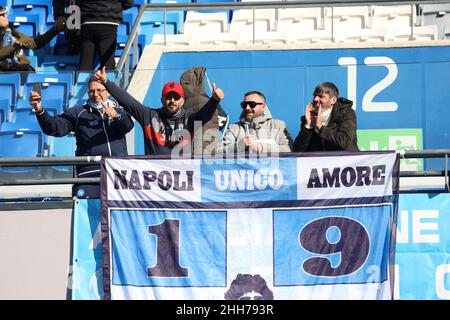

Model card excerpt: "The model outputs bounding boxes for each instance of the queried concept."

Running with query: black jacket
[54,0,134,24]
[293,97,359,152]
[104,80,220,156]
[36,101,134,176]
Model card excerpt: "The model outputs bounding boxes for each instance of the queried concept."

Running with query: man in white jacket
[215,91,293,156]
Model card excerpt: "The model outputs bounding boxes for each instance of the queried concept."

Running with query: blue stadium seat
[0,123,44,173]
[41,55,79,72]
[73,72,93,105]
[27,54,39,70]
[23,81,68,110]
[48,134,76,158]
[11,108,41,129]
[115,34,146,67]
[140,11,184,45]
[14,98,62,117]
[0,129,43,158]
[24,72,74,108]
[0,99,10,124]
[0,1,12,8]
[0,73,20,119]
[119,7,138,35]
[133,0,148,7]
[9,13,44,37]
[11,0,53,25]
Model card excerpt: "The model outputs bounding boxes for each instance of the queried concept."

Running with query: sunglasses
[240,101,263,109]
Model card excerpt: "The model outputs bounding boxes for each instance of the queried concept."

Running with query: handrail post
[331,5,335,42]
[252,8,256,44]
[164,9,167,46]
[446,154,449,192]
[133,34,138,69]
[410,3,414,39]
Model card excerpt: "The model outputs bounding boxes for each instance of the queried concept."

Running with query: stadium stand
[139,10,184,45]
[23,72,73,109]
[0,98,9,123]
[0,0,447,165]
[0,126,43,159]
[419,3,450,39]
[0,1,447,166]
[0,72,21,121]
[8,12,44,37]
[2,0,450,301]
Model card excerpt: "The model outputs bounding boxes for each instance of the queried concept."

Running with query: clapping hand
[304,103,323,129]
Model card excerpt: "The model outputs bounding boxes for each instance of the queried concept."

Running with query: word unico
[214,169,283,191]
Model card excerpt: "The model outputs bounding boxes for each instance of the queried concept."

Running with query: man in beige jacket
[215,90,293,156]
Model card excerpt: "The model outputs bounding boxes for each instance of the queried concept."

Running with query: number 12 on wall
[338,56,398,112]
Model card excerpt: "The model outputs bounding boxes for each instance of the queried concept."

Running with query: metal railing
[116,0,450,85]
[0,150,449,192]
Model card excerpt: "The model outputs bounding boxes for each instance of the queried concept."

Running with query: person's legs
[79,25,97,71]
[95,25,118,70]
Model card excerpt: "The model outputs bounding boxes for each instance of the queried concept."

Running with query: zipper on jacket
[101,113,112,156]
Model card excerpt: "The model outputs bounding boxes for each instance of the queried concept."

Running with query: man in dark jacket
[93,66,224,157]
[293,82,359,152]
[29,77,134,198]
[54,0,134,70]
[180,66,228,155]
[0,6,65,72]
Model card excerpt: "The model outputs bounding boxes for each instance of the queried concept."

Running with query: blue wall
[141,46,450,168]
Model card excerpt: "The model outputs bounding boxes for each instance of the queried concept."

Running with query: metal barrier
[0,151,449,193]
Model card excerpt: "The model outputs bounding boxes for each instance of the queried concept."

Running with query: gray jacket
[215,106,293,155]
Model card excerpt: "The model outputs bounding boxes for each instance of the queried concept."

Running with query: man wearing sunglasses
[93,66,224,156]
[215,91,293,155]
[293,82,359,152]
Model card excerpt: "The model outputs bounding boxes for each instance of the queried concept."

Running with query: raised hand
[315,105,323,130]
[93,66,107,85]
[211,83,224,101]
[29,91,42,113]
[304,103,313,128]
[103,101,119,119]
